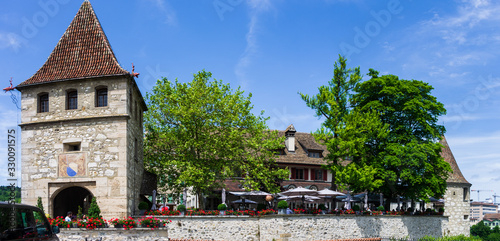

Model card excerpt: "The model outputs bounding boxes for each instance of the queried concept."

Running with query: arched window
[95,87,108,107]
[67,90,78,110]
[38,93,49,113]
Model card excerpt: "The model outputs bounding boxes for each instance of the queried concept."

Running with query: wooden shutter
[323,170,327,181]
[291,168,296,179]
[304,168,309,180]
[311,169,316,180]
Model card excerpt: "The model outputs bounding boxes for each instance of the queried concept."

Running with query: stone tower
[16,1,146,219]
[441,136,472,236]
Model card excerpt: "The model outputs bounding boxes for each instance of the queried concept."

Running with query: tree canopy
[353,74,450,201]
[144,70,288,206]
[302,56,451,202]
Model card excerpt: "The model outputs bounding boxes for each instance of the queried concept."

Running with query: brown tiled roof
[440,136,470,184]
[18,0,129,87]
[276,131,329,166]
[484,213,500,221]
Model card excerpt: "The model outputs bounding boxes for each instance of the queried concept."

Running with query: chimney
[285,124,296,153]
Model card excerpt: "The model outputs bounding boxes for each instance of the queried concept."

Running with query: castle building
[440,137,472,236]
[17,1,147,219]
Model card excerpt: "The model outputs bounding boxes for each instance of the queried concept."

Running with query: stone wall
[58,228,169,241]
[443,183,471,236]
[19,75,145,219]
[56,215,454,241]
[165,215,448,241]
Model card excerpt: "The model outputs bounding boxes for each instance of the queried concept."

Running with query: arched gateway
[52,186,93,218]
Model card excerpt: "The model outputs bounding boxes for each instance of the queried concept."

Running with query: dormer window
[96,87,108,107]
[308,151,321,158]
[274,149,285,155]
[38,93,49,113]
[67,90,78,110]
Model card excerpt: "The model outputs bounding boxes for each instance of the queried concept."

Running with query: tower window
[38,93,49,113]
[96,87,108,107]
[64,142,81,152]
[67,90,78,110]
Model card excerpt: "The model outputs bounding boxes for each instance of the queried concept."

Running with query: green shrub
[377,206,385,211]
[486,233,500,241]
[318,204,326,210]
[37,197,45,214]
[217,203,227,210]
[277,200,288,209]
[87,197,101,218]
[177,204,186,212]
[438,207,444,213]
[352,205,360,211]
[77,205,83,219]
[138,201,149,210]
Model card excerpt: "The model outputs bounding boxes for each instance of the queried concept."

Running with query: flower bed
[137,217,170,229]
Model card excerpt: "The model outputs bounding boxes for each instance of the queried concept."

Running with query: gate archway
[52,186,93,218]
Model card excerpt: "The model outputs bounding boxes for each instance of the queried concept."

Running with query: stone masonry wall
[165,215,448,241]
[56,215,451,241]
[125,80,146,216]
[443,183,471,236]
[20,76,142,219]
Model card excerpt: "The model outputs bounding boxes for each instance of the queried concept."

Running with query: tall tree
[144,70,288,208]
[300,55,362,191]
[352,74,451,202]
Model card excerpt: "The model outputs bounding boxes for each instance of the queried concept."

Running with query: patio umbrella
[279,186,318,196]
[151,190,157,211]
[232,199,258,204]
[278,195,320,202]
[229,191,271,196]
[316,189,344,209]
[221,188,226,205]
[279,187,320,207]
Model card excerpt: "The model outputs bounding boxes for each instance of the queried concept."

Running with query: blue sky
[0,0,499,202]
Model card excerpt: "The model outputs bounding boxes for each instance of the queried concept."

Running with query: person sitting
[286,207,293,214]
[64,212,72,222]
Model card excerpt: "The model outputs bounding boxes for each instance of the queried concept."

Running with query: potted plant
[137,216,166,229]
[108,218,124,228]
[376,205,385,215]
[177,204,186,216]
[318,204,327,214]
[438,207,445,215]
[138,201,149,216]
[352,205,361,215]
[217,203,227,215]
[277,200,288,215]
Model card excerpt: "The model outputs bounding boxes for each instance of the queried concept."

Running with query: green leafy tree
[352,73,451,201]
[300,55,362,191]
[87,197,101,218]
[471,221,492,239]
[325,109,388,194]
[144,70,288,208]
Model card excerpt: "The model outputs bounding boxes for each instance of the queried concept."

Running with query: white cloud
[146,0,177,26]
[0,32,23,51]
[234,0,275,90]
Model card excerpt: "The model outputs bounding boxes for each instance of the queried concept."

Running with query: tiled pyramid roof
[18,0,129,87]
[440,136,470,184]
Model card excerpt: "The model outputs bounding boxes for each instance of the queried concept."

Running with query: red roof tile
[440,136,470,184]
[18,0,129,87]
